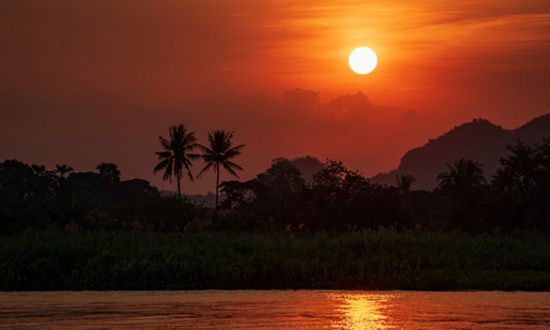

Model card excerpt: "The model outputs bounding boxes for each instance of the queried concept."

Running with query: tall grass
[1,231,549,290]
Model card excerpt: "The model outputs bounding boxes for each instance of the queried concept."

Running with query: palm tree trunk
[176,172,182,200]
[215,163,220,208]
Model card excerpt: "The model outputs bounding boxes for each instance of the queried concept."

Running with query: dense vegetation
[1,231,549,291]
[220,138,550,233]
[0,161,206,234]
[1,128,549,290]
[0,138,549,234]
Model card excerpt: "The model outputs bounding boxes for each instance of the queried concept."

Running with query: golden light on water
[330,294,396,330]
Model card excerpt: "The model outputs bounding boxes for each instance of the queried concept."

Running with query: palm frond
[225,146,245,159]
[155,151,172,160]
[187,153,201,160]
[225,160,244,171]
[185,165,194,181]
[197,161,215,178]
[196,144,213,154]
[154,159,171,173]
[163,161,173,182]
[222,161,240,178]
[228,144,245,152]
[159,137,171,151]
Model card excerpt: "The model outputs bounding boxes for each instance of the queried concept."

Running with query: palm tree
[53,164,73,193]
[154,124,198,199]
[197,130,245,208]
[96,163,121,183]
[437,158,486,192]
[396,174,416,193]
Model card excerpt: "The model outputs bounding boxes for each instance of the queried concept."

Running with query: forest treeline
[1,135,549,235]
[218,138,549,233]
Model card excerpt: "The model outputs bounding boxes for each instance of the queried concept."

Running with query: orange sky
[1,0,549,194]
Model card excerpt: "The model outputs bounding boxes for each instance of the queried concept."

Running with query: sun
[349,47,377,75]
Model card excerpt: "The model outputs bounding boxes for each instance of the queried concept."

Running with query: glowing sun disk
[349,47,377,75]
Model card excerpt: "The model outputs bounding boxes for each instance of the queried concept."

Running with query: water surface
[1,291,549,329]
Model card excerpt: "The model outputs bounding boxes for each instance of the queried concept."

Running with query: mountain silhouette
[371,113,550,190]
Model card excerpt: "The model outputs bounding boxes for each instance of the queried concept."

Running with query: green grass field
[1,231,549,290]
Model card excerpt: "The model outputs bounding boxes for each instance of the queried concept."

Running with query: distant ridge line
[370,113,550,190]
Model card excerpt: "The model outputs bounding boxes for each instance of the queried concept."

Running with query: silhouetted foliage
[210,143,550,233]
[197,130,245,208]
[492,139,550,231]
[257,158,305,194]
[96,163,121,184]
[255,158,306,227]
[396,174,416,193]
[2,138,549,234]
[437,158,486,193]
[0,159,205,234]
[435,158,488,231]
[154,124,199,199]
[0,160,42,233]
[219,180,264,210]
[304,160,370,231]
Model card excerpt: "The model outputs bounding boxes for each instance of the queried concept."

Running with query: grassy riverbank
[1,231,549,291]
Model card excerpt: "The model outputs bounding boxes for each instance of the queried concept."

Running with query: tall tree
[96,163,121,183]
[53,164,73,193]
[197,130,245,208]
[257,158,305,195]
[493,139,550,200]
[396,174,416,193]
[255,158,305,228]
[492,139,550,229]
[437,158,488,231]
[437,158,486,192]
[154,124,198,199]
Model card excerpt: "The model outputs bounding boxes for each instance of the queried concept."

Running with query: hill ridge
[370,113,550,190]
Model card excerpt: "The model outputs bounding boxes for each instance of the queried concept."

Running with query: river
[1,291,549,329]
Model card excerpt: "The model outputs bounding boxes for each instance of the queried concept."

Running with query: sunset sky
[1,0,549,194]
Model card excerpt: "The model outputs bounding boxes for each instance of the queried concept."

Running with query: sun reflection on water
[329,293,396,330]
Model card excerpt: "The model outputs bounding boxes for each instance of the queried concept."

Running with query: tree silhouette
[197,130,245,208]
[96,163,121,183]
[154,124,198,200]
[255,158,305,228]
[396,174,416,193]
[0,159,36,200]
[492,139,550,229]
[31,164,47,176]
[53,164,73,193]
[55,164,73,178]
[257,158,305,195]
[493,139,550,198]
[437,158,486,192]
